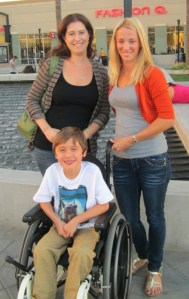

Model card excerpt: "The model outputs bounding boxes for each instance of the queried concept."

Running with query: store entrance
[19,33,51,65]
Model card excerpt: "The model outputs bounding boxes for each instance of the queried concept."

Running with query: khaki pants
[32,226,99,299]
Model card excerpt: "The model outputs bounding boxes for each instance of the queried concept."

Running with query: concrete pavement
[1,222,189,299]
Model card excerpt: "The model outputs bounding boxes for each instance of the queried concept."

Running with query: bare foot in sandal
[145,271,162,297]
[132,258,148,274]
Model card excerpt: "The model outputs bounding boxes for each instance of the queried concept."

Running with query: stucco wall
[0,0,186,34]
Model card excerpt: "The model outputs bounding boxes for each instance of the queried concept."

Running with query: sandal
[132,258,148,274]
[145,271,162,297]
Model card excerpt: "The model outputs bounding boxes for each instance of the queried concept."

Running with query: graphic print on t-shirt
[58,185,87,222]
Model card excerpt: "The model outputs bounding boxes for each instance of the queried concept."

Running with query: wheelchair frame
[6,142,133,299]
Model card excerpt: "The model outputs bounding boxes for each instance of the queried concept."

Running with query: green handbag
[17,56,59,142]
[17,111,38,142]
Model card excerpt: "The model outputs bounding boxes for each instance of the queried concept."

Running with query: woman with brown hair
[26,13,110,175]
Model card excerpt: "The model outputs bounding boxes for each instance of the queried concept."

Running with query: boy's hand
[54,218,67,237]
[62,219,78,238]
[54,218,78,239]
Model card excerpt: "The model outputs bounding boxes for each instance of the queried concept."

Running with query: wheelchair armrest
[22,204,43,224]
[94,202,117,230]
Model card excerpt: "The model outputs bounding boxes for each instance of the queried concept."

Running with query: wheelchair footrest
[5,255,30,272]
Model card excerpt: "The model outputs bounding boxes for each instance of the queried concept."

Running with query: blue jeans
[113,153,172,272]
[33,148,57,176]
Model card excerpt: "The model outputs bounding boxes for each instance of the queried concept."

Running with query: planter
[168,69,189,74]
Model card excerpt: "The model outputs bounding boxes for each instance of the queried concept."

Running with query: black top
[34,73,98,150]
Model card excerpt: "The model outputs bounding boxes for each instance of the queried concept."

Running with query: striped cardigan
[26,57,110,155]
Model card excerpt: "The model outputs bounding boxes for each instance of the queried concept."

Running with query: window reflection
[0,45,8,63]
[148,27,155,54]
[167,25,184,55]
[147,25,185,55]
[19,32,51,65]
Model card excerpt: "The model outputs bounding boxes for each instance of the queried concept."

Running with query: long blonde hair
[109,17,154,86]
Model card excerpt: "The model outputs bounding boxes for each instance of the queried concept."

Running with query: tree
[55,0,62,29]
[186,0,189,64]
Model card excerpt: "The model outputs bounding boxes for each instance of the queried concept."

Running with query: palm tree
[186,0,189,64]
[55,0,62,29]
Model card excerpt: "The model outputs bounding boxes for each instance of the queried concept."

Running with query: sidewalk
[1,223,189,299]
[0,64,26,74]
[0,63,37,74]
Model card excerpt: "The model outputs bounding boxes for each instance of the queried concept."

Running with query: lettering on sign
[132,6,150,15]
[95,9,124,17]
[154,6,167,14]
[95,6,167,17]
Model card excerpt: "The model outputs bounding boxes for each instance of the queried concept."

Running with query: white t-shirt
[33,161,113,223]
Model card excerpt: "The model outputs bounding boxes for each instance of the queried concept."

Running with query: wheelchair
[6,142,133,299]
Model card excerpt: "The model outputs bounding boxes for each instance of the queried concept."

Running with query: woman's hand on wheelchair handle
[110,136,133,151]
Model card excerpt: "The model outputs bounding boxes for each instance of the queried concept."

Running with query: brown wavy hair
[51,13,94,58]
[53,127,88,153]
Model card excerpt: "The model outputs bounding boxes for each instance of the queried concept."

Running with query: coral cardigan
[110,66,175,123]
[135,67,175,123]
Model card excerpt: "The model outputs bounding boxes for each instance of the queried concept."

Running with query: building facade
[0,0,187,66]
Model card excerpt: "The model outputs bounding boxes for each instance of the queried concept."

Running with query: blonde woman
[109,17,175,297]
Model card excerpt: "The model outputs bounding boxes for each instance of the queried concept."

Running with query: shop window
[107,29,113,54]
[167,25,184,54]
[19,33,51,64]
[92,31,96,51]
[148,27,155,54]
[0,29,5,43]
[0,45,8,63]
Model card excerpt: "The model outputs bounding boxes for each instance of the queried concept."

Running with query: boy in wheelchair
[31,126,114,299]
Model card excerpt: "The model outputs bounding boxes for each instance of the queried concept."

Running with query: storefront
[0,11,10,62]
[0,43,9,63]
[19,32,51,64]
[0,0,186,66]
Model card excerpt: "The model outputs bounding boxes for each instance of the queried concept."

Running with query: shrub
[170,63,189,70]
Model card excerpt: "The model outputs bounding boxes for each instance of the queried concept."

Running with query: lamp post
[124,0,132,17]
[38,28,42,58]
[177,19,180,63]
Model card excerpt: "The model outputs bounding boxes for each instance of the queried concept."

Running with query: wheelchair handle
[106,140,113,188]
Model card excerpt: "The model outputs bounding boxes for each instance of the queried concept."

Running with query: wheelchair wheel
[113,221,132,299]
[16,217,50,289]
[102,213,132,299]
[76,274,92,299]
[17,271,34,299]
